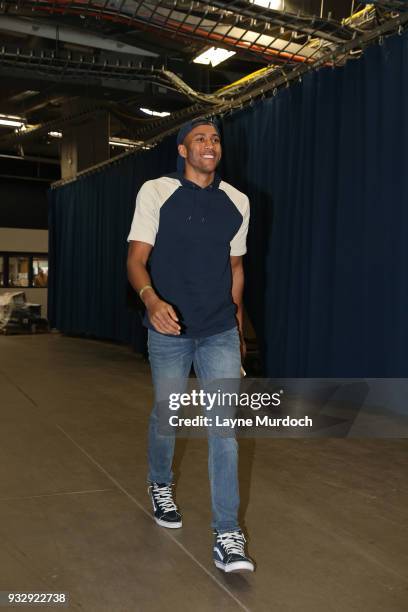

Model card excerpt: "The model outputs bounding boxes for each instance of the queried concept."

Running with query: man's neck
[183,167,215,189]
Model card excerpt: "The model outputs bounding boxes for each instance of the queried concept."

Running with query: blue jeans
[147,326,241,533]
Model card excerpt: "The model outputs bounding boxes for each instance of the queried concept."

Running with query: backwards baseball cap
[176,118,220,173]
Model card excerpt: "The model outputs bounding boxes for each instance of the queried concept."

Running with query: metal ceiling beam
[0,15,159,57]
[0,174,54,182]
[0,152,60,164]
[0,65,161,97]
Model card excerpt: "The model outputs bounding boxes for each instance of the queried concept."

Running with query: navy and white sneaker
[148,482,182,529]
[213,530,255,573]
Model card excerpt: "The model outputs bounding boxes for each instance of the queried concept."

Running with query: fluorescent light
[250,0,283,9]
[0,114,25,128]
[0,113,24,120]
[109,142,135,148]
[48,131,62,138]
[193,47,236,67]
[139,107,170,117]
[1,120,23,127]
[9,90,39,103]
[109,138,143,148]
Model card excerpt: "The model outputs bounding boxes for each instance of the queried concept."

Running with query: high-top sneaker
[213,530,255,572]
[148,482,182,528]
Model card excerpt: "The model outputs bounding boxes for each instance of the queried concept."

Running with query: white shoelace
[152,485,177,513]
[216,531,246,556]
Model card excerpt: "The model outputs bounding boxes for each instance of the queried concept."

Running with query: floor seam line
[0,488,116,502]
[0,368,39,408]
[55,424,252,612]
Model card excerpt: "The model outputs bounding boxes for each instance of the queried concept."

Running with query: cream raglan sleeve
[127,180,159,245]
[230,195,250,256]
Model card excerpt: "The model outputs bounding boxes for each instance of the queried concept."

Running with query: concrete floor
[0,334,407,612]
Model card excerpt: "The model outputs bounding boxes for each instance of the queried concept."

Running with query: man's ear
[178,143,187,159]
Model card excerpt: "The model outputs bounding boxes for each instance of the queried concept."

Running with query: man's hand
[128,241,181,336]
[145,293,181,335]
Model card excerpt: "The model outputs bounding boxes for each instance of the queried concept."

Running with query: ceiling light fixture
[48,131,62,138]
[139,108,170,117]
[193,47,236,67]
[0,114,25,128]
[250,0,283,9]
[109,138,143,148]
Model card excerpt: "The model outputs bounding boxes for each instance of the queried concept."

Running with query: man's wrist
[143,290,159,308]
[139,284,153,298]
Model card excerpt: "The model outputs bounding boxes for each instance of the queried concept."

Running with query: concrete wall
[0,228,48,317]
[0,228,48,252]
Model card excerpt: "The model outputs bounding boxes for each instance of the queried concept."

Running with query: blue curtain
[48,138,176,352]
[221,30,408,376]
[49,30,408,375]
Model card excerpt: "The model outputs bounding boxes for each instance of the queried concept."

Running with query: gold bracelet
[139,284,153,299]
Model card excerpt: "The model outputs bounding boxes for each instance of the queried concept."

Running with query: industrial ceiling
[0,1,407,183]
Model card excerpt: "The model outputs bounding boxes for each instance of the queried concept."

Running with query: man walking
[127,118,254,573]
